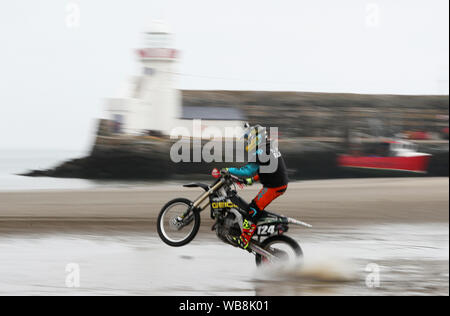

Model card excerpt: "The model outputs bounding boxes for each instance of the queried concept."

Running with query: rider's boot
[234,219,256,249]
[228,198,262,249]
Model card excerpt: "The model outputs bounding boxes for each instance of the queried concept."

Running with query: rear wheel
[157,198,201,247]
[255,235,303,266]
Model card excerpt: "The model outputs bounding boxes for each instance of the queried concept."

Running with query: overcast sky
[0,0,448,151]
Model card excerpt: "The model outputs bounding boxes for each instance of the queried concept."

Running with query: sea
[0,149,153,191]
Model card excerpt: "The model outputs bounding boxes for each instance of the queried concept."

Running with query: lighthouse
[106,21,181,135]
[105,21,245,139]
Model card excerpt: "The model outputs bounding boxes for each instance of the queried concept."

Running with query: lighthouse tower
[106,21,181,135]
[136,21,181,133]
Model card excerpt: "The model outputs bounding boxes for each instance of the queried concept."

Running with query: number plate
[256,224,276,236]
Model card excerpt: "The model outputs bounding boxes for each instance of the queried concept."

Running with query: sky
[0,0,448,151]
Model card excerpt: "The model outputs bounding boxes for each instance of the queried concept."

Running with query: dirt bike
[157,168,312,266]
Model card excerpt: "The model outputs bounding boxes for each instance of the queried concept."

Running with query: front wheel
[157,198,201,247]
[255,235,303,266]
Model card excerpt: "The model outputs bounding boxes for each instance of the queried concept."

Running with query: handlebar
[230,174,245,184]
[220,170,242,182]
[211,168,245,186]
[222,173,246,189]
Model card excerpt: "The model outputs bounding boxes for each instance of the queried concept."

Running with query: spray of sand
[253,253,359,283]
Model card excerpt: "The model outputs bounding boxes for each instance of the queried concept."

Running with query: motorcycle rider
[222,124,289,250]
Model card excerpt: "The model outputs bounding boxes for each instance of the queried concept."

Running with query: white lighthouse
[106,21,181,135]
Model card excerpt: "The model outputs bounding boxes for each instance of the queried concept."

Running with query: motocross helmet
[242,123,267,153]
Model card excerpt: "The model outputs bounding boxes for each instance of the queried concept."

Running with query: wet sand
[0,178,448,295]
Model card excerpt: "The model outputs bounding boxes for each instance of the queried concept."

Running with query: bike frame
[192,178,225,210]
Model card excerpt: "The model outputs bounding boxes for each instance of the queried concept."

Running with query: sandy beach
[0,177,447,226]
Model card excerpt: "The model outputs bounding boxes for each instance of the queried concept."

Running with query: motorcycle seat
[258,210,287,223]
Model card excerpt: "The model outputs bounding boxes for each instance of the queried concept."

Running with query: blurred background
[0,0,448,150]
[0,0,448,296]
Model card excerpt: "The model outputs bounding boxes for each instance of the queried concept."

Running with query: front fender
[182,182,209,191]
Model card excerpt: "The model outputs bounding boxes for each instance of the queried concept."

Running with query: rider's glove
[244,178,254,186]
[220,168,229,175]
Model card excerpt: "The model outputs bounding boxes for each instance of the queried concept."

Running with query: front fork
[173,206,196,230]
[178,179,225,225]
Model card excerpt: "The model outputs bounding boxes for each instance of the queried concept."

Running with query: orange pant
[252,185,288,211]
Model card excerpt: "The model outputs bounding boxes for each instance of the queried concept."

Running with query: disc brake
[170,217,184,230]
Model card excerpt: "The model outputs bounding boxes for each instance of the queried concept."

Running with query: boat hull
[337,154,431,174]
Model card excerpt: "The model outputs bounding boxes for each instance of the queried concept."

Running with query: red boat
[338,140,431,174]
